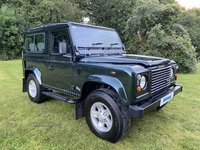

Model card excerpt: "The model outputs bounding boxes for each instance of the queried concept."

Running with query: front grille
[150,66,170,93]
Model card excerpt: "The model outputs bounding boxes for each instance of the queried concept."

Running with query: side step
[42,91,76,104]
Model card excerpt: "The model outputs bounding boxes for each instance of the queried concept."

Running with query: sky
[176,0,200,9]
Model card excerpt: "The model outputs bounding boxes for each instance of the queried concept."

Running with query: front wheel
[27,73,46,103]
[84,88,131,143]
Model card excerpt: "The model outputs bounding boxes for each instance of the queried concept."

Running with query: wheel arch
[25,66,42,85]
[81,75,128,105]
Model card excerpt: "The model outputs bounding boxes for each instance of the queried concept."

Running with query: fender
[84,74,128,105]
[25,66,42,85]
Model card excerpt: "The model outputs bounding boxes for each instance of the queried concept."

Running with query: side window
[26,36,36,52]
[51,30,72,54]
[26,34,45,52]
[35,34,45,52]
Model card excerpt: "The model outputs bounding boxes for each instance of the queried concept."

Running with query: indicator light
[137,86,141,92]
[111,71,116,75]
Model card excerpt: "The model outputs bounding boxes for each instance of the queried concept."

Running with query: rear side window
[26,34,45,52]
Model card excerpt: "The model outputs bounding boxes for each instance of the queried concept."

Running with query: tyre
[27,73,46,103]
[84,88,131,143]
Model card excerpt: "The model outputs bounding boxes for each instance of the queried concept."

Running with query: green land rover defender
[22,22,182,143]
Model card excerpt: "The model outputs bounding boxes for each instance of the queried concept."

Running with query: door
[48,27,74,91]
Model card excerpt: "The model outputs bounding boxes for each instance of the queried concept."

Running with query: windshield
[70,25,122,48]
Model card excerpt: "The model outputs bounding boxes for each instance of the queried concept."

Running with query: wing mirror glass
[59,42,67,54]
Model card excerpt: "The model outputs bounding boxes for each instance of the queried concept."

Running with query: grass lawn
[0,60,200,149]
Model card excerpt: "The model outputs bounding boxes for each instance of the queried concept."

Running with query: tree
[124,0,181,53]
[175,8,200,58]
[30,0,83,25]
[124,0,197,73]
[87,0,135,42]
[71,0,88,11]
[146,24,197,73]
[159,0,176,5]
[2,0,84,28]
[0,0,84,60]
[13,0,41,28]
[0,5,24,60]
[0,0,7,7]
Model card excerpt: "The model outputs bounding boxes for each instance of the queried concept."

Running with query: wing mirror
[59,42,67,54]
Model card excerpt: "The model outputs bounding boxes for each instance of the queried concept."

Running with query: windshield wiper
[88,42,103,50]
[108,42,120,49]
[110,42,119,46]
[92,42,103,45]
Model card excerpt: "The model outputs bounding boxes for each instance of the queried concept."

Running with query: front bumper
[128,84,182,118]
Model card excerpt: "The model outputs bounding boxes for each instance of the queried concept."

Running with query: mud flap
[75,98,84,120]
[22,78,27,92]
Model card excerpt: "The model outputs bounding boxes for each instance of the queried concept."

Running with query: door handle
[49,66,54,70]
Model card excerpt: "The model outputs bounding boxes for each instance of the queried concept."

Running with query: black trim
[128,84,182,118]
[42,83,81,98]
[27,24,44,31]
[42,91,76,104]
[135,71,149,98]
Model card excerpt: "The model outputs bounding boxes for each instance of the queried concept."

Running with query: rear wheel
[84,88,131,143]
[27,73,46,103]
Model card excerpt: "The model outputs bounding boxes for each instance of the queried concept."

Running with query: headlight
[170,68,174,78]
[140,76,146,89]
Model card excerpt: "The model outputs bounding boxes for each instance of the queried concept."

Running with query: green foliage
[124,0,197,73]
[0,0,7,7]
[11,0,83,27]
[0,5,24,60]
[0,0,199,72]
[0,0,84,60]
[146,24,197,73]
[71,0,88,11]
[1,0,84,27]
[87,0,135,42]
[29,0,83,25]
[175,8,200,57]
[12,0,41,28]
[124,0,181,53]
[159,0,176,5]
